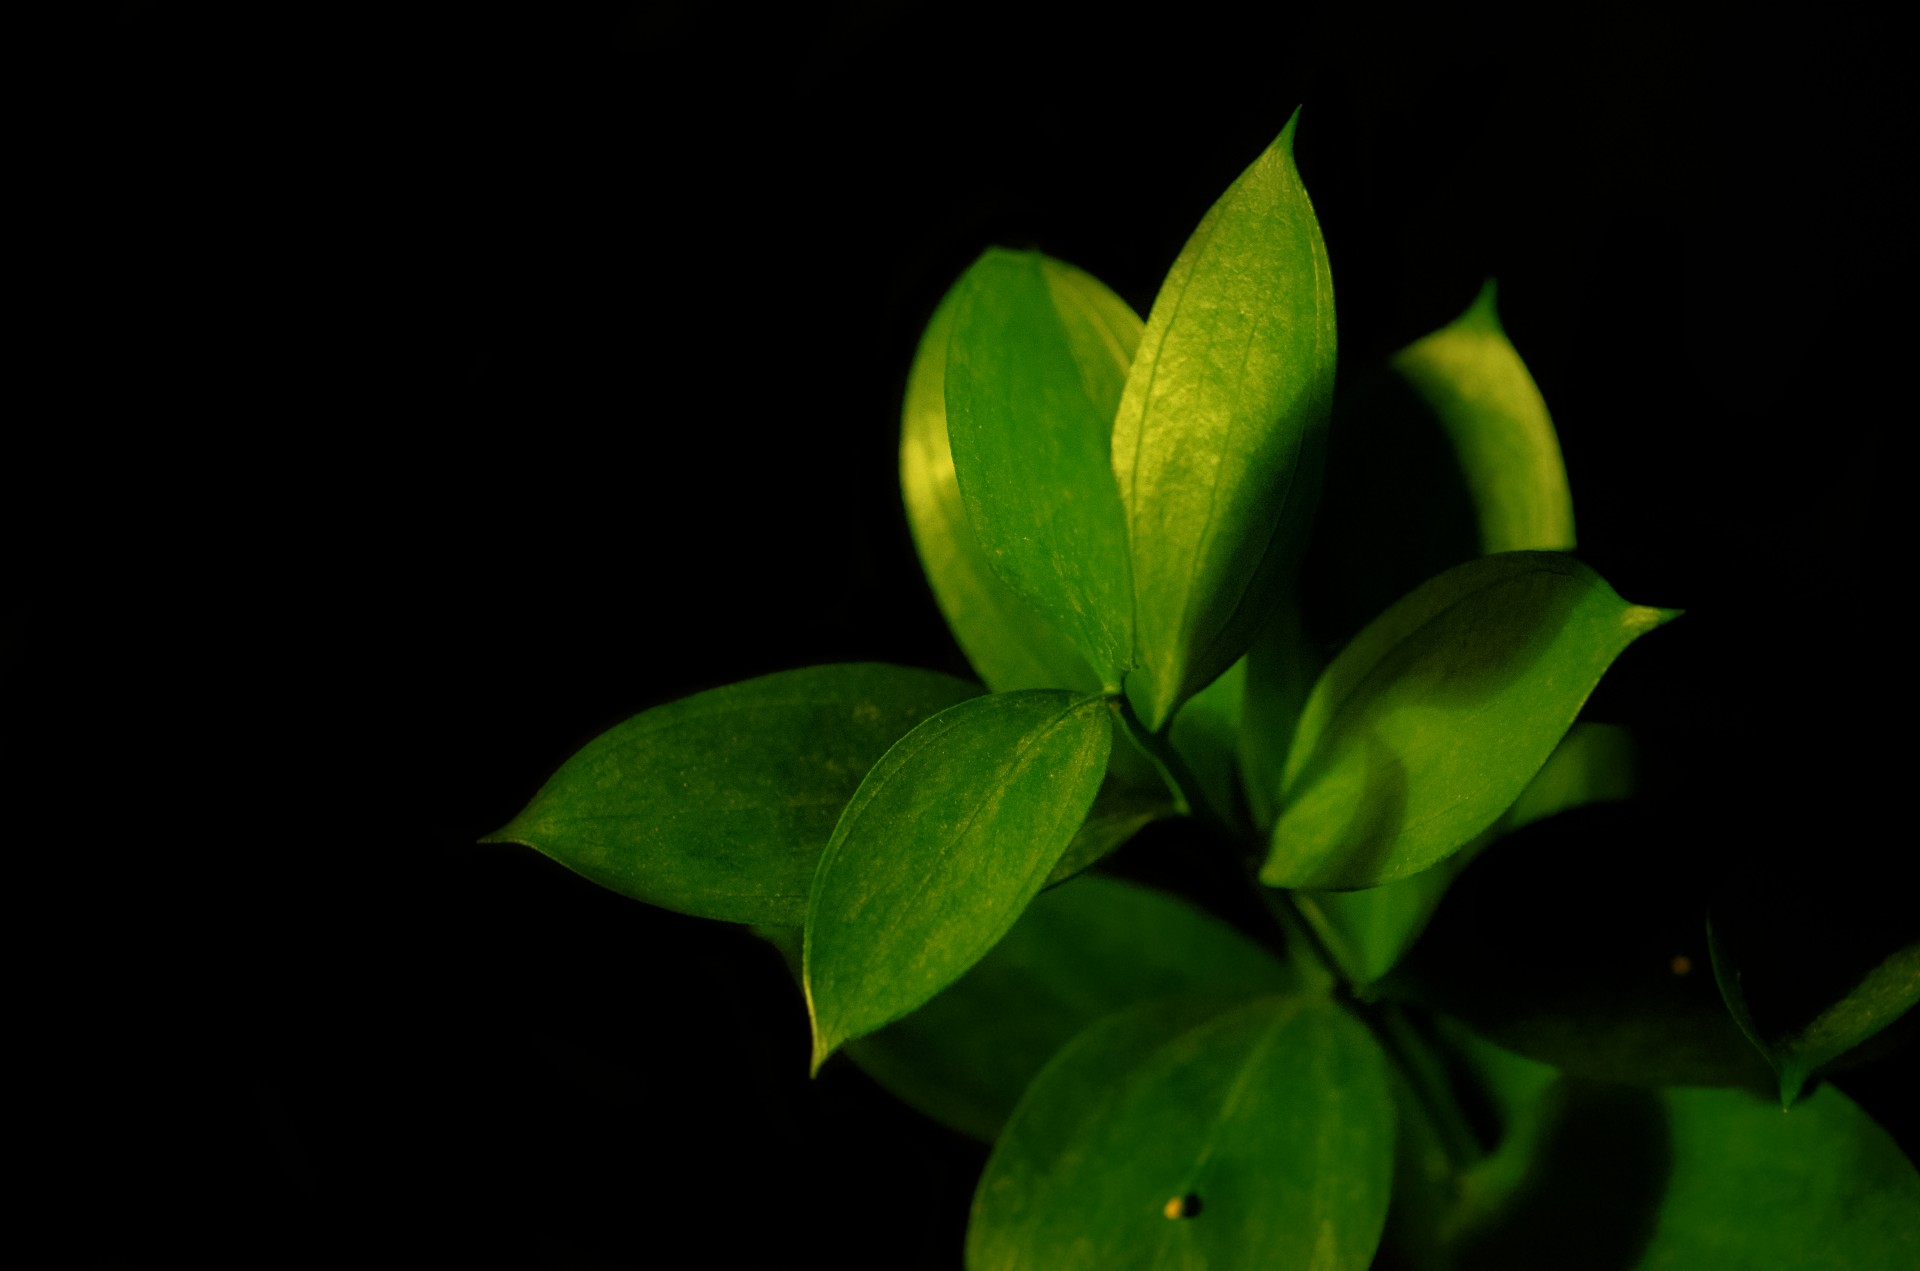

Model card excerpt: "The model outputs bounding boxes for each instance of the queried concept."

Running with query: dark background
[26,2,1909,1265]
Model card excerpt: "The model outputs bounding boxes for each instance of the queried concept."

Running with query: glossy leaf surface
[1391,280,1575,555]
[483,664,977,926]
[1113,110,1336,729]
[945,251,1136,688]
[969,995,1394,1270]
[847,875,1295,1142]
[1298,723,1636,990]
[903,264,1135,693]
[805,690,1111,1071]
[1262,553,1675,890]
[1711,918,1920,1107]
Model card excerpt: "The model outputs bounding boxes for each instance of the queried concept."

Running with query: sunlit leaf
[841,875,1294,1142]
[1391,279,1575,556]
[945,251,1136,688]
[1710,916,1920,1108]
[968,995,1393,1270]
[1261,553,1676,890]
[1297,723,1637,991]
[1113,109,1336,730]
[903,264,1137,693]
[804,690,1111,1071]
[482,664,977,926]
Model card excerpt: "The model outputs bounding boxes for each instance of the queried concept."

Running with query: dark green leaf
[1297,723,1637,991]
[1113,110,1336,730]
[1710,916,1920,1108]
[903,262,1135,693]
[968,995,1394,1270]
[845,874,1295,1141]
[1261,553,1676,890]
[804,690,1112,1071]
[945,251,1136,688]
[1391,280,1576,555]
[1167,656,1247,829]
[482,664,978,926]
[1239,595,1322,833]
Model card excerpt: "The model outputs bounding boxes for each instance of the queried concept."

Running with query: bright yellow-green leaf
[945,252,1137,688]
[1391,279,1576,555]
[844,875,1295,1142]
[804,690,1112,1072]
[1262,553,1676,890]
[902,262,1139,693]
[968,995,1394,1270]
[1113,109,1336,730]
[1297,723,1637,991]
[482,664,977,926]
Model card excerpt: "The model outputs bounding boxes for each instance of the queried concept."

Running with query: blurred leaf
[1711,915,1920,1108]
[946,251,1136,688]
[1261,553,1676,890]
[902,262,1133,693]
[843,875,1294,1142]
[1391,280,1575,556]
[804,690,1111,1071]
[483,664,977,926]
[1113,109,1336,730]
[1298,723,1637,991]
[968,995,1394,1269]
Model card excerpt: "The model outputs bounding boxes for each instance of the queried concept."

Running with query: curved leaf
[804,690,1112,1071]
[482,664,978,926]
[1262,553,1676,889]
[1391,279,1576,555]
[847,875,1295,1141]
[968,995,1394,1270]
[903,263,1137,693]
[945,252,1137,688]
[1297,722,1637,991]
[1113,109,1336,730]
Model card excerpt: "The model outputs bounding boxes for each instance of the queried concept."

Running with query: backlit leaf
[945,252,1137,688]
[903,264,1138,693]
[968,995,1394,1270]
[1113,109,1336,729]
[1261,553,1676,889]
[804,690,1112,1071]
[846,875,1294,1142]
[482,664,977,926]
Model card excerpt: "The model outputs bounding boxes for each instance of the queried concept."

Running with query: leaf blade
[483,664,978,926]
[804,690,1113,1071]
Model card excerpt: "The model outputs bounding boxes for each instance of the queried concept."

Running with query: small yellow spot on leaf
[1164,1196,1184,1220]
[1670,954,1692,976]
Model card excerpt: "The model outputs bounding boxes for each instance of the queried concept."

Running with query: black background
[29,2,1911,1265]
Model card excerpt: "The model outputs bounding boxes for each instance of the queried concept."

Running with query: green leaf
[945,251,1137,688]
[1167,656,1247,829]
[1113,109,1336,730]
[1261,552,1676,889]
[1239,595,1322,833]
[968,995,1394,1270]
[903,262,1137,693]
[1391,279,1576,555]
[804,690,1112,1072]
[1710,917,1920,1108]
[1297,722,1637,991]
[845,875,1295,1142]
[482,664,978,926]
[1382,1019,1920,1270]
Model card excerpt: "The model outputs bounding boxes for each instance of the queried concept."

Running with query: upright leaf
[482,664,977,926]
[1113,109,1336,729]
[846,875,1296,1141]
[1391,279,1576,555]
[1710,917,1920,1108]
[1261,553,1676,890]
[804,690,1112,1071]
[903,262,1140,693]
[968,995,1394,1270]
[1297,723,1637,991]
[945,252,1137,688]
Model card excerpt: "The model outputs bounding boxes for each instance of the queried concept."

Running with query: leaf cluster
[485,114,1918,1267]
